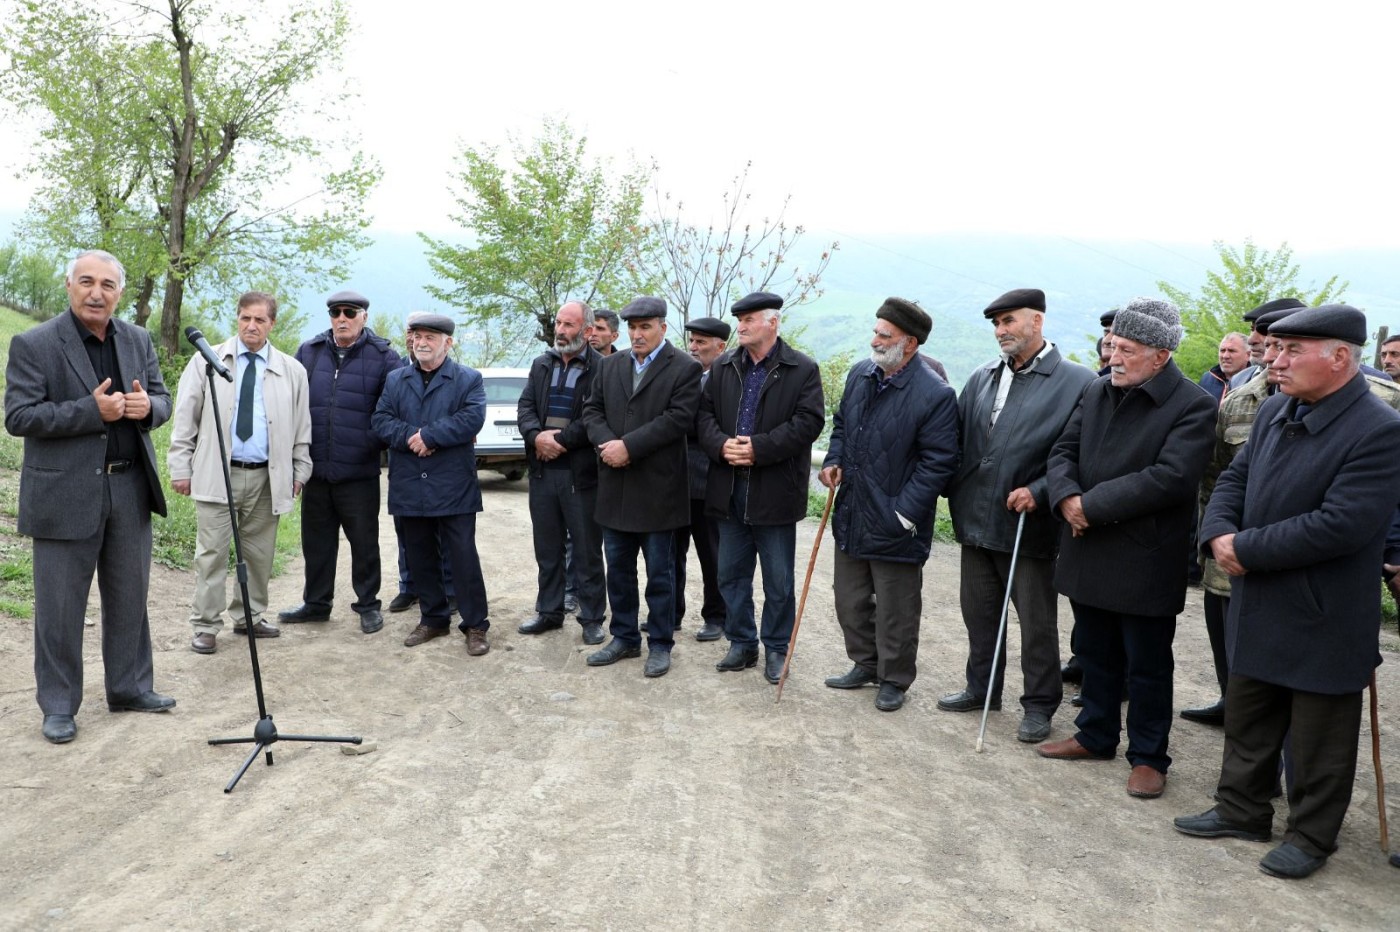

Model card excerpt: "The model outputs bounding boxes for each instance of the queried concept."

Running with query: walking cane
[776,486,836,703]
[1371,672,1390,851]
[976,510,1027,753]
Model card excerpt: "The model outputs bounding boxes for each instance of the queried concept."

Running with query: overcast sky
[0,0,1395,253]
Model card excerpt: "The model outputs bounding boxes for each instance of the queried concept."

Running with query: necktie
[236,352,256,441]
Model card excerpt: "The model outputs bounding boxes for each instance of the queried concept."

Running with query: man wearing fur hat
[939,288,1095,743]
[820,298,959,712]
[1037,297,1215,801]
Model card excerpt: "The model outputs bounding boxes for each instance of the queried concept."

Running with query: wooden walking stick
[1371,672,1389,852]
[775,486,836,703]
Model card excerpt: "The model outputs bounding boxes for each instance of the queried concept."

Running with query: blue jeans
[602,527,676,651]
[717,476,797,655]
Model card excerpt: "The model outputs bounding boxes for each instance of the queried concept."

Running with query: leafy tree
[638,161,837,327]
[0,243,67,318]
[0,0,381,355]
[421,118,652,364]
[1158,240,1346,380]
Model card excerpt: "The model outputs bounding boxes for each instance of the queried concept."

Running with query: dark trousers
[394,515,453,599]
[1070,601,1176,773]
[33,470,154,715]
[602,527,676,651]
[300,476,382,613]
[717,478,797,654]
[399,513,487,631]
[959,545,1062,715]
[832,548,923,689]
[528,468,605,624]
[675,497,724,627]
[1202,591,1229,695]
[1214,674,1361,858]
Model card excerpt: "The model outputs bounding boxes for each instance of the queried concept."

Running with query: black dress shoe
[695,622,724,642]
[518,615,564,635]
[644,649,672,678]
[1259,842,1328,879]
[1061,657,1083,684]
[388,592,417,613]
[580,621,605,645]
[1389,852,1400,869]
[1180,699,1226,726]
[563,594,579,614]
[1070,692,1083,707]
[587,639,641,666]
[42,714,76,744]
[359,609,384,634]
[875,682,906,711]
[764,652,785,684]
[937,689,999,713]
[824,665,877,689]
[278,603,330,623]
[715,643,758,672]
[1172,809,1271,842]
[108,690,176,713]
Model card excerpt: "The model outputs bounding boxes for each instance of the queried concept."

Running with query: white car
[474,367,529,480]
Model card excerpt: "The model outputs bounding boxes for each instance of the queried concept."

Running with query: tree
[421,118,652,364]
[638,161,837,327]
[0,0,380,355]
[1158,240,1346,380]
[0,243,67,318]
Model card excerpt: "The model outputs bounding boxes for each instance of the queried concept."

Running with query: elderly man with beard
[516,301,608,646]
[1037,297,1216,800]
[939,288,1095,742]
[820,298,959,711]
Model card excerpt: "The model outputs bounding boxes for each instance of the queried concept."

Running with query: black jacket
[697,338,825,525]
[517,346,603,490]
[1047,360,1216,616]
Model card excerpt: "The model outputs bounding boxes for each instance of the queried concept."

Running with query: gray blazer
[4,312,171,539]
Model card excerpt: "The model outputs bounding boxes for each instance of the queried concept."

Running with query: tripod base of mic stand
[209,715,361,793]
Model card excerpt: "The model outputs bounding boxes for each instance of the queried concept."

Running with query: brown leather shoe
[1036,737,1114,761]
[403,624,449,647]
[233,620,280,638]
[465,628,489,656]
[191,632,216,654]
[1127,765,1166,798]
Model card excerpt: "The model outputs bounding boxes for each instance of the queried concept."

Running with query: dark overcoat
[1047,359,1215,616]
[372,359,486,517]
[1200,374,1400,693]
[582,341,701,533]
[517,345,603,489]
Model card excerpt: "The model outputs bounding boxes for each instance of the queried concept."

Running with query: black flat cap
[876,297,932,345]
[327,289,369,310]
[983,288,1046,318]
[619,297,667,320]
[405,312,455,336]
[1254,306,1302,336]
[731,291,783,315]
[1099,308,1119,328]
[1267,304,1367,345]
[684,317,731,340]
[1243,297,1307,323]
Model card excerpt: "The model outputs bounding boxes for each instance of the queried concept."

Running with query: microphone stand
[200,358,360,791]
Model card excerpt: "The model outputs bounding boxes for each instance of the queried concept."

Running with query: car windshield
[482,377,527,405]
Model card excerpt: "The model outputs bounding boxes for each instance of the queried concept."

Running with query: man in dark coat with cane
[1175,304,1400,879]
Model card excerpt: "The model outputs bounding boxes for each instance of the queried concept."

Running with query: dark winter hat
[1243,297,1307,323]
[684,317,731,340]
[405,312,455,336]
[619,296,667,320]
[731,291,783,315]
[982,288,1046,318]
[1111,297,1183,350]
[1099,308,1120,328]
[327,289,370,311]
[876,297,932,346]
[1253,306,1303,336]
[1267,304,1368,346]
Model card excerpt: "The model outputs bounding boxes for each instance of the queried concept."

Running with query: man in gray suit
[3,249,175,744]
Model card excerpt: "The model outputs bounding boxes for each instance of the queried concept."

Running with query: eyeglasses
[329,306,361,319]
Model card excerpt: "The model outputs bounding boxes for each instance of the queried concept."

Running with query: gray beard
[556,332,586,356]
[870,337,909,372]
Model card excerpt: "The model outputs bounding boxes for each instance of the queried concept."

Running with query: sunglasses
[329,306,361,319]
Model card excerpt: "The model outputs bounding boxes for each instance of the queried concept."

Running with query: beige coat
[168,338,312,515]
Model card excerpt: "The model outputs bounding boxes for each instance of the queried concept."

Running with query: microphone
[185,326,233,382]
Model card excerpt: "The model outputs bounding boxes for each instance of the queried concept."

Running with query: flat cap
[982,288,1046,318]
[1099,308,1120,328]
[1253,306,1302,336]
[327,289,370,310]
[619,296,667,320]
[405,312,455,336]
[731,291,783,315]
[1111,296,1183,350]
[1243,297,1307,323]
[684,316,731,340]
[1267,303,1368,345]
[876,297,932,346]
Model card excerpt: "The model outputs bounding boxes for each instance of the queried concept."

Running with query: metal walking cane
[976,510,1027,753]
[776,485,836,703]
[1371,672,1390,852]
